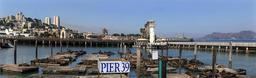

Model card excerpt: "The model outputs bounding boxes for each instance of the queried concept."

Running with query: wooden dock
[0,37,135,47]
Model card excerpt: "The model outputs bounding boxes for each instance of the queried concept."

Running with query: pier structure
[0,37,135,47]
[168,42,256,53]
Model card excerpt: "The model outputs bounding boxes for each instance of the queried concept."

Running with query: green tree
[120,33,126,36]
[102,28,108,35]
[112,33,120,36]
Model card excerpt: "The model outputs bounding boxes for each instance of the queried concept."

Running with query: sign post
[158,47,167,78]
[152,50,158,60]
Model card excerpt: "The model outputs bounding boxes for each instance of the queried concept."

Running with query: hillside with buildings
[0,12,70,38]
[202,30,256,40]
[0,12,141,41]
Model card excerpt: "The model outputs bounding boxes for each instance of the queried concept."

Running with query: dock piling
[225,46,228,52]
[90,42,92,47]
[67,41,69,48]
[194,44,197,60]
[14,40,17,64]
[84,41,86,48]
[136,47,141,78]
[246,47,249,54]
[42,40,45,45]
[212,48,217,78]
[35,40,38,60]
[55,41,57,47]
[218,46,221,52]
[236,47,239,53]
[48,41,51,47]
[178,47,182,74]
[228,42,233,68]
[51,41,53,57]
[60,40,62,52]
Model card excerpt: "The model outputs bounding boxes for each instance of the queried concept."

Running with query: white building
[44,17,51,25]
[60,28,66,38]
[0,28,19,37]
[27,22,33,30]
[15,12,25,22]
[140,20,156,43]
[60,28,73,39]
[53,16,60,28]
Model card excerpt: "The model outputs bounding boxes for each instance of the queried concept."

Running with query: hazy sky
[0,0,256,38]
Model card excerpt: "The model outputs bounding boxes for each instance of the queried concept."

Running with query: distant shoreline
[196,39,256,42]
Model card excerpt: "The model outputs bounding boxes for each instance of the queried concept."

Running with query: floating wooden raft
[1,64,38,73]
[31,51,86,66]
[42,66,87,75]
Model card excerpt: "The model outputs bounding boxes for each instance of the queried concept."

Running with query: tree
[0,20,3,25]
[120,33,126,36]
[112,33,120,36]
[5,22,14,26]
[26,17,34,22]
[102,28,108,35]
[127,34,140,36]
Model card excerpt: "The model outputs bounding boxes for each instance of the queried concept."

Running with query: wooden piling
[48,41,51,47]
[96,42,98,47]
[178,47,182,74]
[106,42,109,47]
[60,40,62,52]
[212,48,216,78]
[136,47,141,78]
[78,42,81,47]
[194,44,197,60]
[218,46,221,52]
[90,42,92,47]
[236,47,239,53]
[228,42,232,68]
[246,47,249,54]
[55,41,57,47]
[14,40,17,64]
[84,41,87,48]
[35,40,38,60]
[50,41,53,57]
[225,46,228,52]
[42,40,45,45]
[0,39,2,47]
[67,41,69,48]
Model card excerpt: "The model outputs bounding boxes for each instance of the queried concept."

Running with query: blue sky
[0,0,256,38]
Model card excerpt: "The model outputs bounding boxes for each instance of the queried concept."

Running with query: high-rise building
[44,17,51,25]
[53,16,60,28]
[15,12,25,22]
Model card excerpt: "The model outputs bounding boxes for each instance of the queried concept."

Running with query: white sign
[152,50,158,60]
[98,61,130,73]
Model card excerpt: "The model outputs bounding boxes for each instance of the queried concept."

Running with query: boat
[1,43,14,48]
